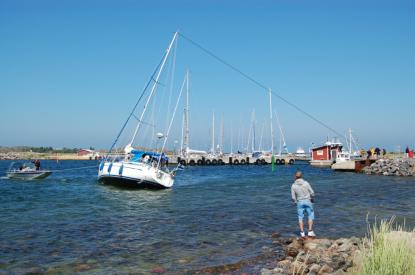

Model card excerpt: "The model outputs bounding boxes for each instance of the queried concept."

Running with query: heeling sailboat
[98,32,180,189]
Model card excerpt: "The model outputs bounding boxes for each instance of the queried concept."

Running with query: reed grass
[354,217,415,275]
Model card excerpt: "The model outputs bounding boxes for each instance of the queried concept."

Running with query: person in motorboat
[291,171,316,238]
[32,159,41,171]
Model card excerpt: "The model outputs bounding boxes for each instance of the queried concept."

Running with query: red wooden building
[78,149,94,156]
[310,141,343,167]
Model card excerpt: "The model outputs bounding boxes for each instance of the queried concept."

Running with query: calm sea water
[0,160,414,274]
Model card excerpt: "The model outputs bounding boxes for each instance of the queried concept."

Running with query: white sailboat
[98,32,180,189]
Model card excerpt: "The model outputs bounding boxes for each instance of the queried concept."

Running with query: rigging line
[165,38,178,132]
[178,32,345,139]
[151,77,165,86]
[157,72,187,169]
[105,52,166,161]
[51,165,99,172]
[131,113,155,127]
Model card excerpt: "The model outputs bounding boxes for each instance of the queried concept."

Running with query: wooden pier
[168,154,301,166]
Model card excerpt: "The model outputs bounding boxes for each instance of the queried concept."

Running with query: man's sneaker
[300,232,306,238]
[308,231,316,237]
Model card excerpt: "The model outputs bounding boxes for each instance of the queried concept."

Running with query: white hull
[331,160,356,171]
[310,160,333,167]
[7,170,52,180]
[98,161,174,189]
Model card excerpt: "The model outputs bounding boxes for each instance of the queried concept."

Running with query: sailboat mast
[130,32,178,145]
[252,109,256,152]
[230,124,233,154]
[259,121,264,152]
[275,110,286,154]
[269,88,274,155]
[246,110,253,153]
[349,128,352,154]
[221,116,224,154]
[180,111,184,156]
[183,70,190,155]
[211,111,215,154]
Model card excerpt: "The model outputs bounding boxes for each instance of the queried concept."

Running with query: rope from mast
[178,32,345,139]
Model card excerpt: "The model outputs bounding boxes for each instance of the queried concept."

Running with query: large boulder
[304,238,332,251]
[286,238,304,257]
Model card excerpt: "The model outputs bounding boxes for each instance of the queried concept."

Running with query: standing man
[291,171,316,238]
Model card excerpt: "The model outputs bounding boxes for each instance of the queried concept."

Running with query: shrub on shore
[353,218,415,275]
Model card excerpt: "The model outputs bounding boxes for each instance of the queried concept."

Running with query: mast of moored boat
[269,88,274,155]
[275,110,287,155]
[259,120,265,152]
[220,116,224,155]
[211,111,215,154]
[252,109,256,153]
[181,70,190,157]
[230,123,233,154]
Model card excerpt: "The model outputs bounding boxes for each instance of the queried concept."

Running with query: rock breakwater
[362,158,415,176]
[261,236,362,275]
[0,152,21,160]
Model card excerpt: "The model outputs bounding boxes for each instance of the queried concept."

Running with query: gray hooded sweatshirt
[291,178,315,202]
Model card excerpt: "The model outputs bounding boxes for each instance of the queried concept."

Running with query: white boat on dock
[331,151,355,171]
[331,129,363,171]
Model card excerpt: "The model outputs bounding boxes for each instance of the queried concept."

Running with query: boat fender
[212,159,218,165]
[289,159,295,165]
[197,159,203,166]
[206,159,211,165]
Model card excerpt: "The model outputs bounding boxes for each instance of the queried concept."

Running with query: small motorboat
[7,162,52,180]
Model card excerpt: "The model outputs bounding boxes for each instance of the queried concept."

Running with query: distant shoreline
[0,152,102,161]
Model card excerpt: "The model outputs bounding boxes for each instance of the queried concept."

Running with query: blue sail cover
[130,150,169,162]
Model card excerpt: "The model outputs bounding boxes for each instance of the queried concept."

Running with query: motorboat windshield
[8,162,36,172]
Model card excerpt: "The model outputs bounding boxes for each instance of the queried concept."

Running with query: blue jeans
[297,200,315,221]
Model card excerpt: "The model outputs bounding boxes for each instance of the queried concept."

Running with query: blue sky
[0,0,414,151]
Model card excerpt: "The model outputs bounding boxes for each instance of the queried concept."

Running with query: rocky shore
[0,152,22,160]
[261,235,362,275]
[362,158,415,176]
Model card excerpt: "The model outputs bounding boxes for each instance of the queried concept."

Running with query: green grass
[355,218,415,275]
